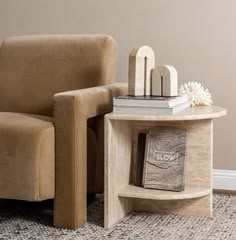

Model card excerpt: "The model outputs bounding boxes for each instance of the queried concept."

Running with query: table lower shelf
[118,185,211,200]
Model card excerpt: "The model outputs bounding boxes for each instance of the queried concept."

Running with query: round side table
[104,106,227,228]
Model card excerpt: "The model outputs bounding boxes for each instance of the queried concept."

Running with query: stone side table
[104,106,227,228]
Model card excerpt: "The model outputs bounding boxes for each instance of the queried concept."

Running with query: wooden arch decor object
[128,46,155,96]
[152,65,178,96]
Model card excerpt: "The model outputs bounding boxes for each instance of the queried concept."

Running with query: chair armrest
[53,83,127,229]
[54,82,127,118]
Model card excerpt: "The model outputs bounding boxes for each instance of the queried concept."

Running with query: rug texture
[0,193,236,240]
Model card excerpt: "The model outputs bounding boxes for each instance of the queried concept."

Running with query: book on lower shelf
[113,95,190,115]
[135,127,187,192]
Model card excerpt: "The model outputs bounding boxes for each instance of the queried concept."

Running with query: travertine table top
[107,106,227,121]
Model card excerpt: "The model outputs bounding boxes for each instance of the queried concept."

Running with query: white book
[113,95,188,108]
[113,102,190,115]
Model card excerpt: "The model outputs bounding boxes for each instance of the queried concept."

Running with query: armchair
[0,35,128,229]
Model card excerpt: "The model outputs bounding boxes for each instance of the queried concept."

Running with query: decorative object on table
[151,65,178,96]
[179,81,213,106]
[115,45,190,115]
[128,46,155,96]
[142,127,187,192]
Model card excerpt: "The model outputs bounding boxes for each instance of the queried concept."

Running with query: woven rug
[0,193,236,240]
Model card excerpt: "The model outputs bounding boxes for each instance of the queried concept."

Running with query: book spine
[142,134,150,187]
[135,133,147,186]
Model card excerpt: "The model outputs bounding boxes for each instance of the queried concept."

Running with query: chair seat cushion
[0,112,55,201]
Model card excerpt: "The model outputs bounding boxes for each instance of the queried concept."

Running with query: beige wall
[0,0,235,169]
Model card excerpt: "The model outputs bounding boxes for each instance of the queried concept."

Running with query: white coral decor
[179,82,213,106]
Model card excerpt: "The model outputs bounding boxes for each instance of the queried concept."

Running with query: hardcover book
[113,95,188,108]
[113,102,190,115]
[142,127,187,192]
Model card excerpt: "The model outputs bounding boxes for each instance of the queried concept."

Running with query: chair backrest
[0,35,117,116]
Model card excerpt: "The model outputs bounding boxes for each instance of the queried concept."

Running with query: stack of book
[113,95,190,114]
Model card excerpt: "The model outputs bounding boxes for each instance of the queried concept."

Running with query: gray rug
[0,193,236,240]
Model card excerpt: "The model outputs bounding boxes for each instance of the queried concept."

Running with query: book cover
[113,95,188,108]
[142,127,187,191]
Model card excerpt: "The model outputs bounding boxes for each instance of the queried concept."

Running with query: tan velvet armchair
[0,35,127,229]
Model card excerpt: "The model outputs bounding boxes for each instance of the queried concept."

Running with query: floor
[0,193,236,240]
